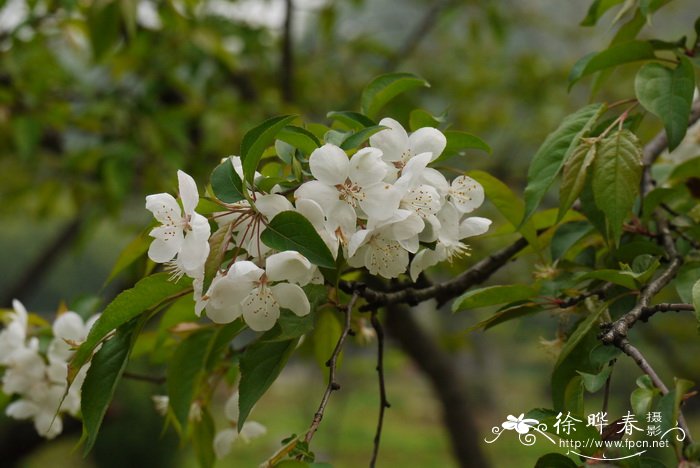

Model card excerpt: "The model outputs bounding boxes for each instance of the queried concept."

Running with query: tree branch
[369,311,390,468]
[341,236,528,310]
[303,292,357,445]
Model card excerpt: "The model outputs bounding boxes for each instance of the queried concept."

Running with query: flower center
[335,178,365,207]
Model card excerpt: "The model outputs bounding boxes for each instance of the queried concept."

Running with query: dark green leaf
[167,328,216,431]
[277,126,321,155]
[535,453,578,468]
[326,111,376,131]
[360,73,429,119]
[211,158,246,203]
[437,130,491,162]
[238,339,298,431]
[558,142,597,220]
[409,109,443,131]
[339,125,388,151]
[452,285,536,312]
[592,129,643,245]
[569,41,656,88]
[260,211,336,268]
[635,56,696,150]
[522,103,606,225]
[81,319,141,454]
[87,1,121,60]
[241,115,298,184]
[70,273,192,384]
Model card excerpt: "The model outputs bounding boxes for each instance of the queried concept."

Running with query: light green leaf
[69,273,192,384]
[578,365,612,393]
[635,56,696,150]
[452,285,536,312]
[551,221,592,260]
[436,130,491,162]
[469,170,540,250]
[569,41,656,88]
[522,103,606,225]
[558,141,597,220]
[238,339,298,431]
[167,328,216,431]
[260,211,336,268]
[211,158,246,203]
[81,319,141,454]
[692,279,700,325]
[592,129,643,245]
[465,303,543,332]
[241,115,297,184]
[277,126,321,155]
[361,73,429,119]
[631,387,657,418]
[409,109,442,131]
[581,269,639,289]
[326,111,376,131]
[580,0,625,26]
[339,125,388,151]
[260,311,314,343]
[675,263,700,303]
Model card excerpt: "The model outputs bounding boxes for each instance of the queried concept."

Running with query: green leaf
[589,344,621,367]
[535,453,578,468]
[675,263,700,303]
[326,111,376,131]
[167,328,216,431]
[192,409,217,468]
[631,387,657,417]
[569,41,657,88]
[580,0,625,26]
[581,269,639,289]
[635,56,696,150]
[70,273,192,384]
[238,339,298,431]
[277,126,321,155]
[211,158,246,203]
[436,130,491,162]
[339,125,388,151]
[104,228,150,285]
[551,221,592,260]
[361,73,429,119]
[692,279,700,325]
[465,303,543,332]
[578,365,612,393]
[468,170,540,250]
[313,310,342,378]
[452,285,536,312]
[260,211,336,268]
[241,115,298,184]
[558,141,597,220]
[592,129,643,245]
[260,311,315,343]
[522,103,606,225]
[81,319,141,454]
[87,0,121,60]
[409,109,442,131]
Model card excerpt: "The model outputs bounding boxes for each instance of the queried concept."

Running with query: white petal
[35,411,63,439]
[348,229,372,258]
[228,261,265,282]
[242,287,280,331]
[271,283,310,317]
[295,180,341,216]
[369,118,409,162]
[401,184,441,219]
[436,203,460,244]
[53,312,86,342]
[179,232,210,271]
[395,152,432,192]
[364,238,408,279]
[309,144,349,185]
[205,277,247,324]
[360,183,402,221]
[11,299,28,329]
[147,235,181,264]
[177,170,199,215]
[145,193,181,225]
[266,251,313,285]
[387,212,424,241]
[420,168,450,198]
[239,421,267,442]
[6,400,38,419]
[255,194,294,219]
[213,429,238,459]
[459,217,492,239]
[295,198,325,228]
[450,176,485,213]
[408,127,446,162]
[224,392,239,422]
[349,147,387,186]
[229,156,245,180]
[410,248,442,281]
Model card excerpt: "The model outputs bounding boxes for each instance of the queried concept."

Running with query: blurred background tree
[1,0,698,466]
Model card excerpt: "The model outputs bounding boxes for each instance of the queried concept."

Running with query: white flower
[2,345,45,395]
[348,210,424,279]
[502,414,539,435]
[213,391,266,459]
[47,311,98,361]
[295,144,401,223]
[447,175,485,214]
[369,118,446,180]
[145,170,211,278]
[0,300,30,365]
[204,252,313,331]
[6,382,68,439]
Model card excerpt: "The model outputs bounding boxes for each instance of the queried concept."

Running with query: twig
[303,292,358,445]
[558,283,614,308]
[122,371,166,385]
[638,303,695,322]
[340,236,528,310]
[369,311,390,468]
[617,340,693,445]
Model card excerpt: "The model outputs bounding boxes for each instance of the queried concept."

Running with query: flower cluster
[145,119,490,331]
[0,300,98,438]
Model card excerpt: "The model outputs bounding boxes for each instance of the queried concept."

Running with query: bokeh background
[1,0,699,466]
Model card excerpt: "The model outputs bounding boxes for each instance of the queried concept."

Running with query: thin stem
[303,292,358,445]
[370,311,390,468]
